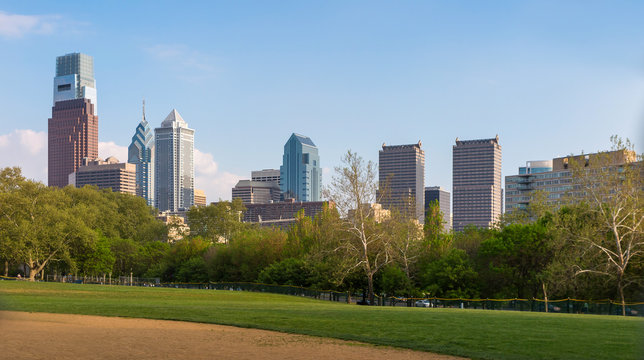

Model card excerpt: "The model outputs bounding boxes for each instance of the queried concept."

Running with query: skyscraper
[280,133,321,202]
[155,109,194,212]
[48,53,98,188]
[128,101,155,206]
[53,53,97,113]
[424,186,451,232]
[452,136,502,232]
[378,142,425,222]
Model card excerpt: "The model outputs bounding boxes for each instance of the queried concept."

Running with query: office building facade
[280,133,321,201]
[251,169,281,185]
[232,180,281,205]
[48,53,99,188]
[70,157,136,195]
[424,186,451,232]
[155,109,194,213]
[194,189,206,207]
[128,101,155,206]
[378,142,425,222]
[452,136,502,232]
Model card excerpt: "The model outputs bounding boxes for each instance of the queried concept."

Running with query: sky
[1,1,643,203]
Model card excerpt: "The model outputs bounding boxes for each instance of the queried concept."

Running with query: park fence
[5,275,641,317]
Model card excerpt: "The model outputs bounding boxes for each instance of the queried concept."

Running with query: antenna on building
[142,99,146,122]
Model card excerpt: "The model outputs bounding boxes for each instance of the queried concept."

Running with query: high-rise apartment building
[155,109,194,213]
[128,101,155,206]
[70,157,136,195]
[378,142,425,222]
[48,53,98,188]
[280,133,321,202]
[424,186,451,232]
[505,151,636,213]
[232,180,281,205]
[452,136,502,232]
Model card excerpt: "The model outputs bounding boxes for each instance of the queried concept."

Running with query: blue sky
[1,1,642,202]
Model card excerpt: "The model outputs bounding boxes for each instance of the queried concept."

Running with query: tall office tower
[53,53,97,113]
[280,133,321,201]
[251,169,281,185]
[378,142,425,222]
[128,101,155,206]
[155,109,194,213]
[452,136,502,232]
[424,186,451,232]
[48,53,98,188]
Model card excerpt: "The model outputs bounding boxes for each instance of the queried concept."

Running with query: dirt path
[0,311,466,360]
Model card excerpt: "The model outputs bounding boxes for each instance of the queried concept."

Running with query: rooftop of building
[381,141,422,150]
[291,133,317,147]
[454,135,500,146]
[161,109,189,128]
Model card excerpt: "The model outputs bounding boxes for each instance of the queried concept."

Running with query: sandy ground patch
[0,311,466,360]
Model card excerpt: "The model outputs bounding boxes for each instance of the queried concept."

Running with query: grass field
[0,281,642,360]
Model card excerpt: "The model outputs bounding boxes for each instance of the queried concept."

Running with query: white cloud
[0,129,47,182]
[98,141,128,163]
[193,148,244,202]
[0,129,239,202]
[0,11,61,38]
[194,148,218,174]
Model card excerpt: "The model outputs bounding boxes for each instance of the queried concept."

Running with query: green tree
[560,136,643,315]
[418,248,478,298]
[187,199,246,242]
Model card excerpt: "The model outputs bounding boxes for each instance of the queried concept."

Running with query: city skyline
[1,2,643,202]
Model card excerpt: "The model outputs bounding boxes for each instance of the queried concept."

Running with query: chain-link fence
[5,275,641,316]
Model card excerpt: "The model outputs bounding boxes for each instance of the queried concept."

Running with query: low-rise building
[70,157,136,195]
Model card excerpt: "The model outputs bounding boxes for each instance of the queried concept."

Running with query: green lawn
[0,281,642,360]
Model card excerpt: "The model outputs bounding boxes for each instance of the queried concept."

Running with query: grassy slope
[0,281,642,360]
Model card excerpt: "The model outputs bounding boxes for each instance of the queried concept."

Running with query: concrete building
[155,109,194,213]
[128,100,155,206]
[70,157,136,195]
[280,133,321,201]
[194,189,206,207]
[232,180,281,205]
[348,203,391,223]
[452,136,502,232]
[424,186,451,232]
[251,169,281,185]
[505,150,637,213]
[156,212,190,242]
[378,142,425,223]
[243,199,331,226]
[48,53,98,188]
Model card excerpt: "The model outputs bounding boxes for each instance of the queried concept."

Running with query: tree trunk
[367,273,375,305]
[542,282,548,313]
[3,260,8,277]
[618,275,626,316]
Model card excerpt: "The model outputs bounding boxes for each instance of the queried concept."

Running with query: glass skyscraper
[155,109,194,212]
[128,101,155,206]
[280,133,321,202]
[53,53,97,113]
[48,52,98,188]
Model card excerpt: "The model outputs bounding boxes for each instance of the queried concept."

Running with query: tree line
[0,138,641,315]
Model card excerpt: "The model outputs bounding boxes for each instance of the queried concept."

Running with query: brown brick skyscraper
[48,98,98,187]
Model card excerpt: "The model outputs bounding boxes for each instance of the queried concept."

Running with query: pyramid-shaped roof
[292,133,316,147]
[161,109,188,128]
